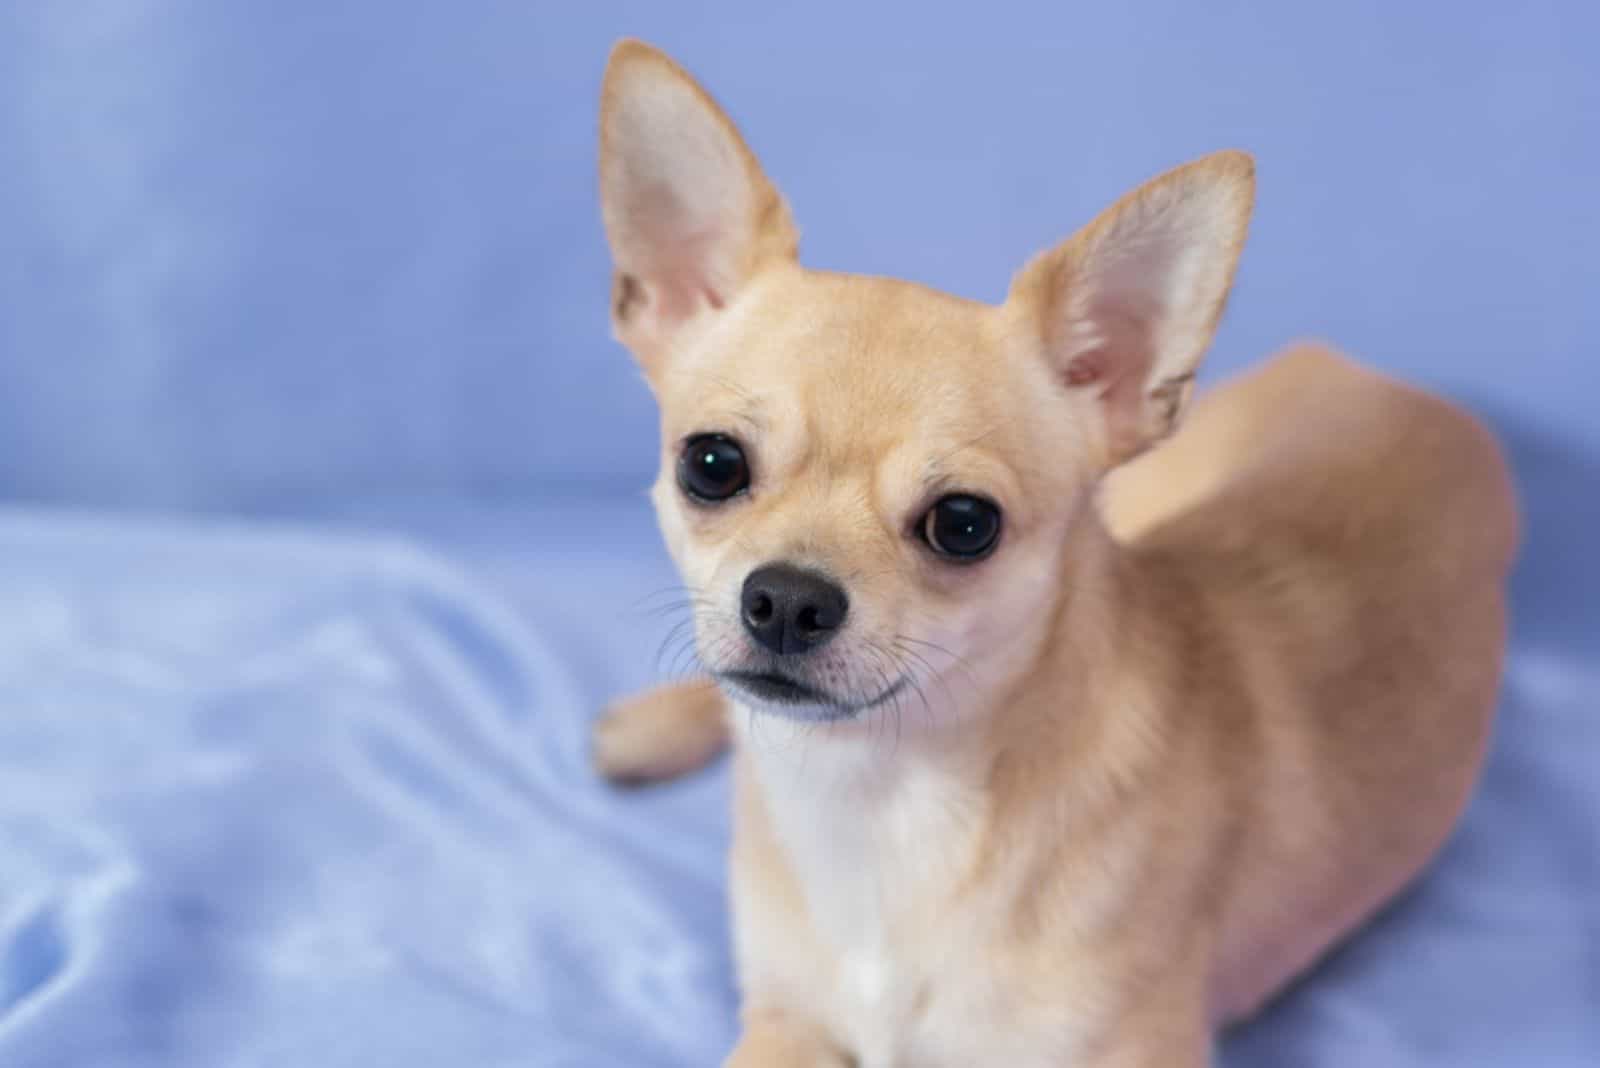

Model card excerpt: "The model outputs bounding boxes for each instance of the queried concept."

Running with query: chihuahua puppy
[592,40,1517,1068]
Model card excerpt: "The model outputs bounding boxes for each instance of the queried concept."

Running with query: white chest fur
[738,728,1089,1067]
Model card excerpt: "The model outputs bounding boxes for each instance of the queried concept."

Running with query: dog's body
[592,41,1517,1067]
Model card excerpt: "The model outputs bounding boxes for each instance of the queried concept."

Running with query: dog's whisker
[867,646,896,753]
[891,641,959,711]
[630,584,711,610]
[636,599,709,621]
[896,634,981,694]
[653,619,695,674]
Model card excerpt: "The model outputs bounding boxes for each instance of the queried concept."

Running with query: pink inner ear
[1064,354,1104,386]
[1054,292,1163,461]
[647,220,736,317]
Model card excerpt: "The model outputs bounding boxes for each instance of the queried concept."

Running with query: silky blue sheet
[2,453,1597,1067]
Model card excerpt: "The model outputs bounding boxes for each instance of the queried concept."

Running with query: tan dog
[591,39,1517,1067]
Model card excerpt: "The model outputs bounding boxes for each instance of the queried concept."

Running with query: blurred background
[0,4,1595,1067]
[3,2,1597,507]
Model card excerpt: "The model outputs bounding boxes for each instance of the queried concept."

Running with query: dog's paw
[593,680,728,786]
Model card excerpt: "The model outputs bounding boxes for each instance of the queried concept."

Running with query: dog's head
[599,41,1252,725]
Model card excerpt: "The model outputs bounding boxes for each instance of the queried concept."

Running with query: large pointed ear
[599,40,798,373]
[1008,151,1254,468]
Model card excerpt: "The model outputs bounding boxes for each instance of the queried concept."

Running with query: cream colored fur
[592,39,1517,1068]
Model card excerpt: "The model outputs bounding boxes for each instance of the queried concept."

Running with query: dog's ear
[599,40,798,375]
[1008,151,1254,468]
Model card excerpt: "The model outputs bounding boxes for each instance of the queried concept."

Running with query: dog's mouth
[716,669,908,719]
[720,670,825,704]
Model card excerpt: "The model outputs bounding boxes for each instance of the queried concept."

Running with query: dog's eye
[921,495,1002,560]
[678,434,750,503]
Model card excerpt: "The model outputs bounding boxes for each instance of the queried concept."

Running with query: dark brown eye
[921,495,1001,560]
[678,434,750,502]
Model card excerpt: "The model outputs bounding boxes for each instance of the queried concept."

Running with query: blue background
[1,4,1596,1067]
[1,1,1596,509]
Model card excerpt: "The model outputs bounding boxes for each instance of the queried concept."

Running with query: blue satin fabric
[1,482,1596,1067]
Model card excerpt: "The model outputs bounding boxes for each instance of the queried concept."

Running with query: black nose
[740,564,849,656]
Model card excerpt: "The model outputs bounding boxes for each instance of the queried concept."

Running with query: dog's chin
[715,669,905,723]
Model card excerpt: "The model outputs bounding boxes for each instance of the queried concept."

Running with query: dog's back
[1104,342,1518,1021]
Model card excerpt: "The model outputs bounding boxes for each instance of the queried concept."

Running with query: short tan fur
[593,39,1517,1068]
